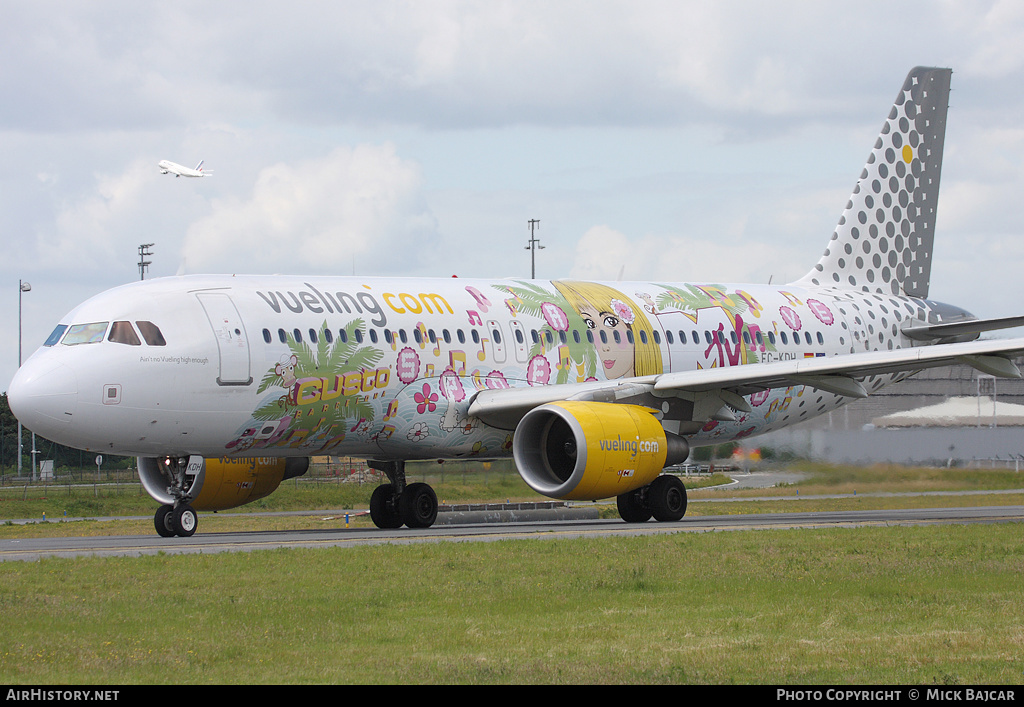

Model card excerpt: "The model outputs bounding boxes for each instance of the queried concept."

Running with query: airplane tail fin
[797,67,952,299]
[195,160,204,172]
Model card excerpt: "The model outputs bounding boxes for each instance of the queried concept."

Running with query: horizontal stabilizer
[902,315,1024,342]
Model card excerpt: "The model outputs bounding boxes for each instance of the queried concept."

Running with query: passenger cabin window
[44,324,68,347]
[62,322,108,346]
[109,321,141,346]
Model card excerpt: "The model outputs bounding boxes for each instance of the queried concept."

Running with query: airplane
[10,66,1024,538]
[158,159,212,178]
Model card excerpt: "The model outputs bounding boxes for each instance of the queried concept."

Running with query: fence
[0,457,525,495]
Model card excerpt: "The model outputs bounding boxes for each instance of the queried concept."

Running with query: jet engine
[512,401,689,501]
[138,456,309,511]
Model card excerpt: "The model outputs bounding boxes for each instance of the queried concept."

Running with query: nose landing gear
[150,456,201,537]
[154,502,198,537]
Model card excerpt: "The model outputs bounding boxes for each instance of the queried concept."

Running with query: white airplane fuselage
[158,160,207,178]
[8,273,965,461]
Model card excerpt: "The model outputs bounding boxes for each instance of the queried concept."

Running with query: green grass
[1,524,1023,684]
[2,463,1024,683]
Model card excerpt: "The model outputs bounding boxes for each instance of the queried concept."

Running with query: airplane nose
[8,356,79,441]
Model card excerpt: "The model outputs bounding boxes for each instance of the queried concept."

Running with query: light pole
[525,219,542,279]
[138,243,154,280]
[17,280,30,477]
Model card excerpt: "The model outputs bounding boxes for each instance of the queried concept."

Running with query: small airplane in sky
[11,67,1024,538]
[158,159,212,178]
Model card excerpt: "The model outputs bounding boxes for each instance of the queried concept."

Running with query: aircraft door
[508,320,529,363]
[486,320,507,364]
[197,293,253,386]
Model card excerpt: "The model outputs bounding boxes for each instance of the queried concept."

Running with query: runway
[2,505,1022,562]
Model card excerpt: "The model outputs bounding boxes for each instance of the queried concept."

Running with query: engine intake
[513,402,688,500]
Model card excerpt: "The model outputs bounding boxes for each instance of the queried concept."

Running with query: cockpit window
[108,321,142,346]
[136,321,166,346]
[62,322,108,345]
[44,324,68,347]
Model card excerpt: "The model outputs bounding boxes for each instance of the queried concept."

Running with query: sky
[3,1,1024,390]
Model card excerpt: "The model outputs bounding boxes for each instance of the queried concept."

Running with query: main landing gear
[367,460,438,529]
[616,474,688,523]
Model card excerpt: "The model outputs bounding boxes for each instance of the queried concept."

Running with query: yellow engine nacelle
[138,456,310,511]
[512,402,689,501]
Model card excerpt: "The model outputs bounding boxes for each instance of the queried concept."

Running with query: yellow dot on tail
[902,145,913,163]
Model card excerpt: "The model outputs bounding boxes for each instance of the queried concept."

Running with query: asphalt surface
[3,472,1023,562]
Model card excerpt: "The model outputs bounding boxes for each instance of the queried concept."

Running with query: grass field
[1,525,1022,684]
[1,462,1023,684]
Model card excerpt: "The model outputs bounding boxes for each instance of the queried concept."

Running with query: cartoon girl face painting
[553,281,662,380]
[578,302,634,378]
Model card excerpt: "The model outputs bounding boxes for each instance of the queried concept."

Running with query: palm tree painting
[248,319,384,453]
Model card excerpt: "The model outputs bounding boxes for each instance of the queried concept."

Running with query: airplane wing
[466,336,1024,430]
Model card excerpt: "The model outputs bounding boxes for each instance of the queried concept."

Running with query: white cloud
[180,144,438,274]
[569,224,803,285]
[46,160,161,270]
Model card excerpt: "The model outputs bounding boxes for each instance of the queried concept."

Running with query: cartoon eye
[583,317,596,329]
[602,315,619,329]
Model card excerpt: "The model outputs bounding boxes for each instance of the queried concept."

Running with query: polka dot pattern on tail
[798,67,951,300]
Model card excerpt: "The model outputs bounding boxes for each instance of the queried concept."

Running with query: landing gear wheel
[154,504,176,537]
[171,504,198,537]
[399,482,438,528]
[616,488,653,523]
[649,475,687,522]
[369,484,404,529]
